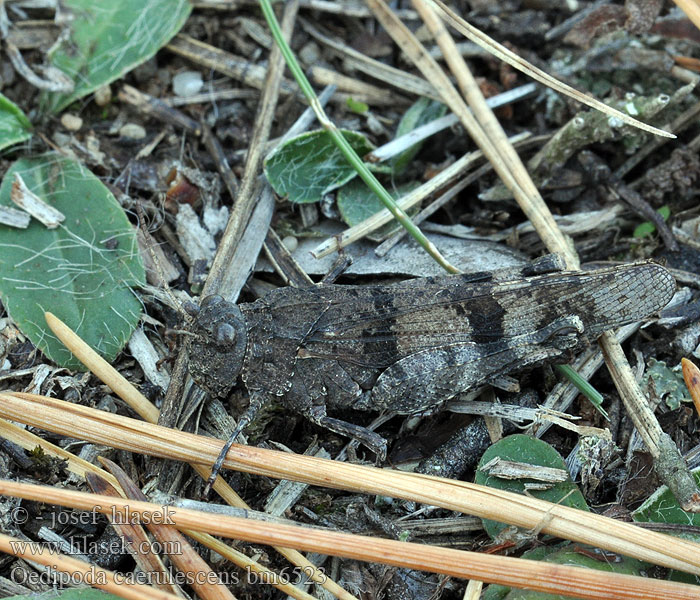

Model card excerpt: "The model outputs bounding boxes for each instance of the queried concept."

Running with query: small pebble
[119,123,146,140]
[299,42,320,65]
[94,84,111,106]
[60,113,82,131]
[172,70,203,97]
[282,235,298,253]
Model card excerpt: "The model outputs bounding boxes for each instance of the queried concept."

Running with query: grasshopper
[187,259,675,490]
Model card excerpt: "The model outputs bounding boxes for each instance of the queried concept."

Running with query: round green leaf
[5,590,122,600]
[0,155,146,369]
[485,544,647,600]
[264,129,375,204]
[475,434,589,539]
[633,468,700,533]
[337,179,420,241]
[390,97,447,173]
[41,0,191,113]
[0,93,32,151]
[632,466,700,583]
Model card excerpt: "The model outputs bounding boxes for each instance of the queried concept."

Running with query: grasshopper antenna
[203,393,266,497]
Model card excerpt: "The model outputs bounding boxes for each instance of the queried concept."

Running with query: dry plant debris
[1,1,700,600]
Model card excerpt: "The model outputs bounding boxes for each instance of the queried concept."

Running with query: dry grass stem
[463,580,483,600]
[85,473,186,597]
[300,18,441,100]
[414,1,577,266]
[2,481,700,600]
[44,312,159,422]
[167,35,294,96]
[0,419,322,600]
[366,0,575,267]
[0,416,120,487]
[2,391,700,578]
[203,0,296,298]
[312,133,528,258]
[673,0,700,31]
[98,461,237,600]
[0,532,182,600]
[309,65,407,105]
[429,0,675,138]
[42,312,354,600]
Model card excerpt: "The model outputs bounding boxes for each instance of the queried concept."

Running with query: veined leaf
[0,155,146,369]
[42,0,191,113]
[264,129,375,204]
[0,93,32,151]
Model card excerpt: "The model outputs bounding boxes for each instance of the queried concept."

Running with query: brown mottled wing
[369,315,583,413]
[262,262,674,370]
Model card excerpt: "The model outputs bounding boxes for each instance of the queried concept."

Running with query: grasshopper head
[188,295,248,397]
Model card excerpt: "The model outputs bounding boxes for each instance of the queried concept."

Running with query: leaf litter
[1,2,700,600]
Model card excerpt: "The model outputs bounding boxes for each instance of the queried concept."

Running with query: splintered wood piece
[0,205,31,228]
[10,173,64,228]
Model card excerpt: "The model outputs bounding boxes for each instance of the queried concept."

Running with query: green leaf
[632,468,700,534]
[642,358,688,410]
[632,467,700,584]
[0,155,145,369]
[632,205,670,239]
[5,590,122,600]
[391,97,447,173]
[483,544,647,599]
[41,0,191,114]
[337,179,421,241]
[0,93,32,151]
[264,129,375,204]
[474,434,589,540]
[632,220,656,238]
[346,97,369,114]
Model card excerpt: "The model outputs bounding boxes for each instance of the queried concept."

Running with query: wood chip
[10,173,64,229]
[480,457,570,483]
[0,205,31,229]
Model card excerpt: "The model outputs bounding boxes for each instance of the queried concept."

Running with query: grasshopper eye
[201,295,225,308]
[182,301,200,317]
[215,322,236,345]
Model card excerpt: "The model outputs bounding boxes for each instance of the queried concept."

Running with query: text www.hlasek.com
[9,538,182,557]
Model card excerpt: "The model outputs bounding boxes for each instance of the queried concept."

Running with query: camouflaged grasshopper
[187,258,675,489]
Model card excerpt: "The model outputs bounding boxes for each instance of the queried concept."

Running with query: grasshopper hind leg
[308,408,388,461]
[289,359,388,459]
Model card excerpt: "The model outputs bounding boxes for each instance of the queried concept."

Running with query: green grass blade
[258,0,458,273]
